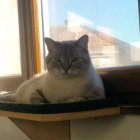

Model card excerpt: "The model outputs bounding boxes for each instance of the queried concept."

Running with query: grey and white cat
[0,35,105,104]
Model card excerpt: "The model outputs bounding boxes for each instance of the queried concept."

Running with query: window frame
[98,66,140,101]
[18,0,41,80]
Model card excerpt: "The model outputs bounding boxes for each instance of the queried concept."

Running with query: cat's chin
[48,68,85,79]
[61,69,79,77]
[50,69,79,78]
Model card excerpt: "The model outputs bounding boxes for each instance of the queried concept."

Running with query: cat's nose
[63,64,70,72]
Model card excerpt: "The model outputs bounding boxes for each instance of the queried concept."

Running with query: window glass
[0,0,21,76]
[41,0,140,68]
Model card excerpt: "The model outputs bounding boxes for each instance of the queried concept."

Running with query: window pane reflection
[42,0,140,68]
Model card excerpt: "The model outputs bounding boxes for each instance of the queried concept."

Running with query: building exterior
[49,25,140,68]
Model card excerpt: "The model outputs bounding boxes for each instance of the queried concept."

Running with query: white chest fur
[41,73,89,103]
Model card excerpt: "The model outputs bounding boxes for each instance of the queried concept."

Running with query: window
[37,0,140,107]
[0,0,23,93]
[0,0,40,93]
[0,1,21,76]
[0,0,139,110]
[39,0,140,69]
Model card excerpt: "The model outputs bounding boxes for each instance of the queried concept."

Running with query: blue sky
[48,0,140,43]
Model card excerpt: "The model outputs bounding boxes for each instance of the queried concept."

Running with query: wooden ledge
[120,105,140,114]
[0,98,120,140]
[0,107,120,122]
[0,98,120,121]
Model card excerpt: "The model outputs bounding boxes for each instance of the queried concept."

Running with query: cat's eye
[72,57,83,62]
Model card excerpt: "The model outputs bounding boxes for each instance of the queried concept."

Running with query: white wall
[0,115,140,140]
[0,117,29,140]
[71,115,140,140]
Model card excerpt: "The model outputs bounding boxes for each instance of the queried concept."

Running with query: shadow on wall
[71,115,140,140]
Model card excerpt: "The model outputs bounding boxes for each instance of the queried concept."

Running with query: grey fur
[0,35,105,104]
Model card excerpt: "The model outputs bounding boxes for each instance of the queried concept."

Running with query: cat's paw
[30,90,49,104]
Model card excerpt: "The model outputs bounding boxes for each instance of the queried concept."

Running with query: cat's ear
[78,35,89,49]
[44,37,56,52]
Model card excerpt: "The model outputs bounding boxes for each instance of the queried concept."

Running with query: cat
[0,35,105,104]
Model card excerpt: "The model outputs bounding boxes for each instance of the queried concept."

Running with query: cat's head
[44,35,91,78]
